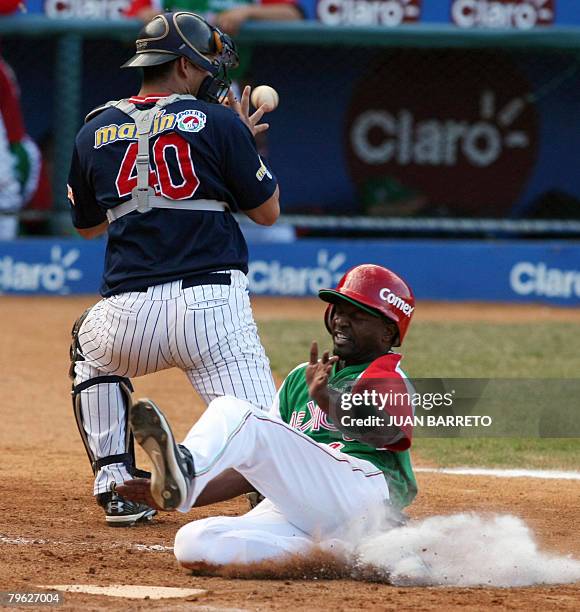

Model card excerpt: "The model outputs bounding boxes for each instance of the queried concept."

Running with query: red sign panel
[345,52,539,217]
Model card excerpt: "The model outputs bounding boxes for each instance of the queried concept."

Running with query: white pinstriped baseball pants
[173,396,390,566]
[73,270,276,495]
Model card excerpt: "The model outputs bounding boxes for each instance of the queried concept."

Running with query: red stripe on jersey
[128,93,173,104]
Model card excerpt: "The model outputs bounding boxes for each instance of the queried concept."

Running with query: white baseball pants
[173,396,390,566]
[73,270,276,495]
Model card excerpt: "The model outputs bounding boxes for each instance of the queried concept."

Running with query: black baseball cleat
[130,399,195,511]
[97,483,157,527]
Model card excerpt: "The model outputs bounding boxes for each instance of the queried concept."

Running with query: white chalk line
[0,534,173,552]
[416,467,580,480]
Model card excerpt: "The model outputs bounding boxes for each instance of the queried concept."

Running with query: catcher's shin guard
[69,309,150,478]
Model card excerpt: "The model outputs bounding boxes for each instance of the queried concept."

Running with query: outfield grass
[258,320,580,470]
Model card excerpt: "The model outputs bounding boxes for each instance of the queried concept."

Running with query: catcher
[119,264,417,565]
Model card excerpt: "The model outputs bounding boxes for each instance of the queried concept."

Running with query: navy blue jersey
[67,94,277,297]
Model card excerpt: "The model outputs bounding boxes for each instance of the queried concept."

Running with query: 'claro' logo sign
[317,0,421,26]
[345,52,539,216]
[510,261,580,300]
[451,0,555,29]
[44,0,130,19]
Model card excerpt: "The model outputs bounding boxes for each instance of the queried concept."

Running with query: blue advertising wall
[1,238,579,306]
[303,0,578,26]
[20,1,580,27]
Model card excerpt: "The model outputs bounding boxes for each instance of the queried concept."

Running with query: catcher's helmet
[319,264,415,347]
[121,12,239,103]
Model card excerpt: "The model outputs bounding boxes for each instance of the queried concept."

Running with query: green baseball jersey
[272,353,417,508]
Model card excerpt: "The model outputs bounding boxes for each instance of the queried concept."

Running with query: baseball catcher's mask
[319,264,416,347]
[122,11,239,103]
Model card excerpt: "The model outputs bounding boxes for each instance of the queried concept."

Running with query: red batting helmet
[319,264,415,347]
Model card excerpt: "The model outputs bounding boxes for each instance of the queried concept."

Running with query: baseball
[250,85,279,112]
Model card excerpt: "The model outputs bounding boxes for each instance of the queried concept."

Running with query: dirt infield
[1,296,579,610]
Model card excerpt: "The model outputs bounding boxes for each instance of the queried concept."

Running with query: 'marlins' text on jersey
[94,109,208,148]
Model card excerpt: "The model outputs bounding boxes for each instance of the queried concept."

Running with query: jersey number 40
[115,134,200,200]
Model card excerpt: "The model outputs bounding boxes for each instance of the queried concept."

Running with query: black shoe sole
[130,399,190,511]
[105,508,157,527]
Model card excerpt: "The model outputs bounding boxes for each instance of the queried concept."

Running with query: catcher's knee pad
[71,375,150,479]
[68,307,92,380]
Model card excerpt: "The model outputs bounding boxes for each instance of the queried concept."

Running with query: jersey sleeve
[221,112,277,211]
[67,142,107,229]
